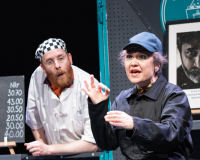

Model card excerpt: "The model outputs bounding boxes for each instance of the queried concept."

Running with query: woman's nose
[130,58,138,66]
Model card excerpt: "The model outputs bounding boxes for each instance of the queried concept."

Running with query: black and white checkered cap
[35,38,67,61]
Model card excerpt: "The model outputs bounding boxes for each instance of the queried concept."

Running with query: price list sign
[0,76,25,143]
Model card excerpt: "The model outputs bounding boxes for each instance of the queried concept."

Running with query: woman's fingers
[90,75,96,88]
[105,114,121,121]
[82,75,97,93]
[107,111,123,115]
[105,88,110,95]
[82,76,110,103]
[81,88,90,96]
[84,80,91,91]
[109,121,123,126]
[97,83,110,94]
[104,111,125,122]
[104,111,134,129]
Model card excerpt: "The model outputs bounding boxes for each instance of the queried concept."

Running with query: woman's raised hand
[82,75,110,104]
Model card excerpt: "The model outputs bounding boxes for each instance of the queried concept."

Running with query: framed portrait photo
[166,18,200,110]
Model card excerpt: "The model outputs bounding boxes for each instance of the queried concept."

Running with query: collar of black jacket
[126,74,168,100]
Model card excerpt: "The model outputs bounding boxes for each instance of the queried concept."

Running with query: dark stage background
[0,0,99,155]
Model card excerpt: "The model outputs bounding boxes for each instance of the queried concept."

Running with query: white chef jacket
[26,65,99,144]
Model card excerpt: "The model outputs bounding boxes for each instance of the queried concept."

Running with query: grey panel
[22,153,101,160]
[106,0,149,104]
[0,154,27,160]
[127,0,163,44]
[106,0,149,159]
[192,120,200,130]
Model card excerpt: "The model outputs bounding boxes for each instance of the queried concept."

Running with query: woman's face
[125,51,158,88]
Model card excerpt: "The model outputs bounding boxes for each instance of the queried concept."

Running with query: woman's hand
[104,111,134,130]
[82,75,110,104]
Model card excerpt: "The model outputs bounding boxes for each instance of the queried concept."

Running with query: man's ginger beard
[45,64,73,89]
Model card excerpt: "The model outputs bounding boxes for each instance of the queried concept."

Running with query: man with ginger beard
[25,38,99,156]
[177,31,200,89]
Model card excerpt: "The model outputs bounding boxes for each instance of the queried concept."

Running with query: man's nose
[194,54,200,68]
[54,59,61,69]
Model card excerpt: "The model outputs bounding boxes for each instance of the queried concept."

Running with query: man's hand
[24,141,52,156]
[104,111,134,130]
[82,75,110,104]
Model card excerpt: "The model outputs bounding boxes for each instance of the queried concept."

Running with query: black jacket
[88,75,193,160]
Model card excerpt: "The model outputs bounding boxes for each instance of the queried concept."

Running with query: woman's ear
[155,64,160,73]
[155,67,159,72]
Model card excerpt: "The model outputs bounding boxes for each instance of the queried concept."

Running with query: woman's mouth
[130,69,141,77]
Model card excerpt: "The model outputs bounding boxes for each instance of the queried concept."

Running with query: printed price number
[6,122,24,130]
[8,89,22,97]
[7,105,23,113]
[6,114,24,121]
[4,130,24,138]
[7,98,23,106]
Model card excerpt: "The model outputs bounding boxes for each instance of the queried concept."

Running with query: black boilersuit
[88,75,193,160]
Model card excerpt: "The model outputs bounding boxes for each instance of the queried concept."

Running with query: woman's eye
[126,55,132,59]
[138,55,147,59]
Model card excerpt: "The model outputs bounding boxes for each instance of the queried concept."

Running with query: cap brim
[123,42,156,52]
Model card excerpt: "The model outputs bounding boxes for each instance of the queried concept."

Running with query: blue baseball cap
[123,32,162,54]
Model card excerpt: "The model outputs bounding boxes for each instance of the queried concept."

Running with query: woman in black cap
[82,32,193,160]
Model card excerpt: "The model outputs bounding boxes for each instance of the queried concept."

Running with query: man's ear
[68,53,73,65]
[40,63,47,74]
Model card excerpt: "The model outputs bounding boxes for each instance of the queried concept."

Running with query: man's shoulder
[72,65,89,75]
[30,66,46,84]
[72,65,99,84]
[32,66,45,75]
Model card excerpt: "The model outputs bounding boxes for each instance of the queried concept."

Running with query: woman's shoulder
[163,82,186,98]
[115,88,134,102]
[165,82,184,92]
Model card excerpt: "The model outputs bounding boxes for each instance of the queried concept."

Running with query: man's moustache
[56,70,65,76]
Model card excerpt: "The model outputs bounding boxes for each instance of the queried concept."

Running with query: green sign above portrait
[160,0,200,33]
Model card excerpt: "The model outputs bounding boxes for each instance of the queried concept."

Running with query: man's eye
[58,56,65,61]
[47,61,53,65]
[185,51,198,58]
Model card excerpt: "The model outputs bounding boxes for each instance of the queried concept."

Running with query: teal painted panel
[96,0,113,159]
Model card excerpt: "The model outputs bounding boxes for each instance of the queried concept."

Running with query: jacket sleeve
[88,98,119,150]
[127,84,193,153]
